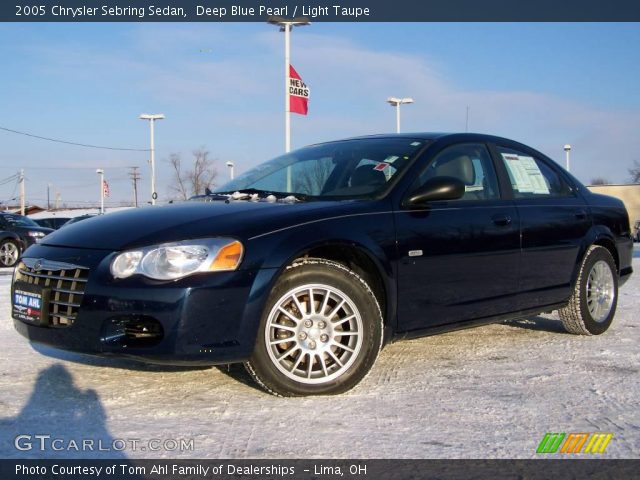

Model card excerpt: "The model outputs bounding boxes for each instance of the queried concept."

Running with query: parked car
[633,220,640,242]
[0,213,53,267]
[62,214,99,226]
[11,133,633,396]
[34,217,72,230]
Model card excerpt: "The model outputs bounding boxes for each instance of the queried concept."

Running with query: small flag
[289,65,310,115]
[103,180,110,198]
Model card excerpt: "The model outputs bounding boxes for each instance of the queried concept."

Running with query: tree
[590,178,610,185]
[629,160,640,183]
[293,158,333,195]
[168,148,218,200]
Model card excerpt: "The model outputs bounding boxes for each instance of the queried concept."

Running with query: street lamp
[564,144,572,172]
[267,16,310,154]
[386,97,414,133]
[139,113,165,205]
[225,161,235,180]
[96,168,104,214]
[268,16,310,193]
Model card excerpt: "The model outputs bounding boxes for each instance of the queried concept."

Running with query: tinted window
[498,147,572,198]
[0,214,39,227]
[413,143,500,201]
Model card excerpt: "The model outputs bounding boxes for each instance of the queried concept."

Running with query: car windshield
[213,137,428,199]
[2,214,39,227]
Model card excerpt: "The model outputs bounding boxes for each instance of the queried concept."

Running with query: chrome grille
[15,259,89,327]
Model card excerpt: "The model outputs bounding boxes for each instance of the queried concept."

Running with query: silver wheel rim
[586,260,615,323]
[264,283,364,385]
[0,242,18,267]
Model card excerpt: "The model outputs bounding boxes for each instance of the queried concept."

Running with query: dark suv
[0,213,53,267]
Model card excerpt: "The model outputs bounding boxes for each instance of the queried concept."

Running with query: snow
[0,250,639,459]
[28,207,133,220]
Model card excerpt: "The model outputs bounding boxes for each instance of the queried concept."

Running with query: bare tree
[590,178,610,185]
[168,153,189,200]
[168,148,218,200]
[629,160,640,183]
[293,158,333,195]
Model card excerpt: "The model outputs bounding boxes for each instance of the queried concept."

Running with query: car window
[412,143,500,201]
[498,146,572,199]
[1,214,39,227]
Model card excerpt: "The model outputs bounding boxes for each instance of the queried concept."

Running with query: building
[587,184,640,226]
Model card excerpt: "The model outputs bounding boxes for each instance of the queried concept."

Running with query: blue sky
[0,22,638,207]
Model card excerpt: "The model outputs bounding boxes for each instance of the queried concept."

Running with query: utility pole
[19,169,25,216]
[55,192,61,210]
[129,167,141,207]
[47,183,51,210]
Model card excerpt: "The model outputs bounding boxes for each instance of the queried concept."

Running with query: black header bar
[3,0,640,22]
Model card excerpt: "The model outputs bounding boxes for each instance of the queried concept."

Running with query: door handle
[492,214,512,226]
[575,210,588,220]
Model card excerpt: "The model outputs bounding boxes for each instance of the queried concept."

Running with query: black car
[11,133,633,396]
[34,217,72,230]
[0,213,53,267]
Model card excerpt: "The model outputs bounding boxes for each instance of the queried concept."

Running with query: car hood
[41,200,359,251]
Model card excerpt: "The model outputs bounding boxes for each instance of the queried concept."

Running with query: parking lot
[1,250,639,459]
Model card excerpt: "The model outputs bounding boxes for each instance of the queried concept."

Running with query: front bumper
[12,244,272,365]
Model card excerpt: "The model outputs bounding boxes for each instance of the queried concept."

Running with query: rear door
[493,143,591,308]
[395,142,521,332]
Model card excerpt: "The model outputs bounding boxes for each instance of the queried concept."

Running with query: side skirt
[392,302,567,342]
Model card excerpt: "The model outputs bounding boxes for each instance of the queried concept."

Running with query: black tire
[0,239,20,268]
[558,245,618,335]
[245,258,383,396]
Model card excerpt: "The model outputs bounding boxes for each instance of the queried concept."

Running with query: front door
[395,142,521,332]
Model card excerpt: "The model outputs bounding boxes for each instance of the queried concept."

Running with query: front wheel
[0,239,20,268]
[559,245,618,335]
[245,258,383,396]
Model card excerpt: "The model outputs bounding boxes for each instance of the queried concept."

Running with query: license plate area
[12,282,50,326]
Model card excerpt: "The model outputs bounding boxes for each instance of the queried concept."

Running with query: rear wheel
[559,245,618,335]
[0,239,20,268]
[245,258,383,396]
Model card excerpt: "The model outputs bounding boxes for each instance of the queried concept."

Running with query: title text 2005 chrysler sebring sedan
[12,133,633,396]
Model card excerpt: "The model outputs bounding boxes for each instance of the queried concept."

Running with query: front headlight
[110,238,243,280]
[27,231,45,237]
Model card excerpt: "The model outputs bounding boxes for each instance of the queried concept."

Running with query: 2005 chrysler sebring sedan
[11,133,633,396]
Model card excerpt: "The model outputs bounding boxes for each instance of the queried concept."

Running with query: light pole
[96,168,104,214]
[225,161,235,180]
[386,97,414,133]
[564,144,572,172]
[268,16,310,193]
[139,113,165,205]
[267,16,310,153]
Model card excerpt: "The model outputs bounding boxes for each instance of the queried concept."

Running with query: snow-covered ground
[0,252,638,459]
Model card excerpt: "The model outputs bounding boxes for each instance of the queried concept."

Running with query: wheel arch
[571,226,620,289]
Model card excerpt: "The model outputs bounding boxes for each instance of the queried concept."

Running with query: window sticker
[373,162,389,171]
[501,153,549,194]
[384,155,399,164]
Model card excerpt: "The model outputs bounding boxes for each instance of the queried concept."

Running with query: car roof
[307,132,521,146]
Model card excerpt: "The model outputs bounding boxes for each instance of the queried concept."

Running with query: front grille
[15,260,89,327]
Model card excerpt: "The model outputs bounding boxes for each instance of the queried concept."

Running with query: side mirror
[405,176,465,206]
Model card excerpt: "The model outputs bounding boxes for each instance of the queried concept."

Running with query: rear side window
[498,146,572,198]
[413,143,500,201]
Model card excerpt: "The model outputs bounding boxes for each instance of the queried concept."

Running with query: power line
[0,125,150,152]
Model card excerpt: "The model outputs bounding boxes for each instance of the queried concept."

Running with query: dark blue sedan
[11,133,633,396]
